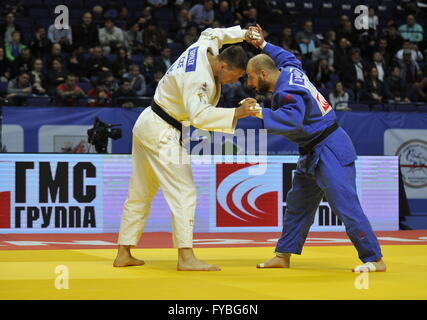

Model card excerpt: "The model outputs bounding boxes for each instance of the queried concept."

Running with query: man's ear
[260,69,268,79]
[220,61,229,70]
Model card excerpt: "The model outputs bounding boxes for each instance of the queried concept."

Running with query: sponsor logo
[214,162,344,230]
[201,82,208,91]
[0,161,101,230]
[290,69,305,85]
[396,139,427,188]
[216,163,278,227]
[185,46,199,72]
[288,67,332,116]
[197,92,206,103]
[316,92,332,114]
[196,82,209,103]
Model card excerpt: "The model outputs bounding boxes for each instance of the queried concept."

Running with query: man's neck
[207,50,218,77]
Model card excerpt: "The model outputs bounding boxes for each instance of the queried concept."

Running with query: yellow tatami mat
[1,245,426,300]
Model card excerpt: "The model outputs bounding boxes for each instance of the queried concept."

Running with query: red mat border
[0,230,426,250]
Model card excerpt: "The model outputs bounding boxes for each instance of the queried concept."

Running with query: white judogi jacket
[153,25,247,134]
[121,26,248,248]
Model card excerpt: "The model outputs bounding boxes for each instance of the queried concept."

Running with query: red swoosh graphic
[317,93,331,112]
[226,182,267,221]
[241,186,265,218]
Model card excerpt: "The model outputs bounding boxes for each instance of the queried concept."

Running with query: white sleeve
[47,25,56,42]
[116,28,125,43]
[182,74,236,133]
[197,25,246,54]
[329,93,337,109]
[99,29,107,45]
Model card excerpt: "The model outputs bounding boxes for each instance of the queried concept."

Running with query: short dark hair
[52,58,63,64]
[350,47,360,55]
[217,45,248,70]
[127,20,139,29]
[121,77,131,85]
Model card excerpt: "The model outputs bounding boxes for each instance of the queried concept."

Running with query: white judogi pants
[117,107,197,248]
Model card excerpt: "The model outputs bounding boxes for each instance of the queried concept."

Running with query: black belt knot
[298,121,339,155]
[151,99,183,144]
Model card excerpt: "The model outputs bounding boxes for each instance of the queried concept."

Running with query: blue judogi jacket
[260,42,357,173]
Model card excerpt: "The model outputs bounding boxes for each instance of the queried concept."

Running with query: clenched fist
[246,24,265,49]
[234,97,261,119]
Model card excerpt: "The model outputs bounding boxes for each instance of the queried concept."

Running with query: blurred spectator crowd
[0,0,427,111]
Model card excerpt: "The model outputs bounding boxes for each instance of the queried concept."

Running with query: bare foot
[177,259,221,271]
[113,245,145,267]
[177,248,221,271]
[257,255,290,269]
[352,259,386,272]
[113,255,145,267]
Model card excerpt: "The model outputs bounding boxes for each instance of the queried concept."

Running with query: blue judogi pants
[275,145,383,263]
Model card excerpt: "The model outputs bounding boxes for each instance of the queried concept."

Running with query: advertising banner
[0,154,399,234]
[210,156,398,232]
[384,129,427,199]
[0,154,103,233]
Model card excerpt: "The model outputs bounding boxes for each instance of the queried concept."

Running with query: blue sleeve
[262,91,305,134]
[262,42,303,70]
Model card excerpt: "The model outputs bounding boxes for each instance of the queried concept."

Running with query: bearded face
[256,77,270,95]
[247,64,271,95]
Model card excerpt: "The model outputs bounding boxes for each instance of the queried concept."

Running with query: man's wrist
[260,40,267,49]
[233,107,239,119]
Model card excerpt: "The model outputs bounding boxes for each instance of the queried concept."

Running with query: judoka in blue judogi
[245,26,385,272]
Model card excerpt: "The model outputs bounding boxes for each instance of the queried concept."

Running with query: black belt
[151,99,183,144]
[298,121,339,155]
